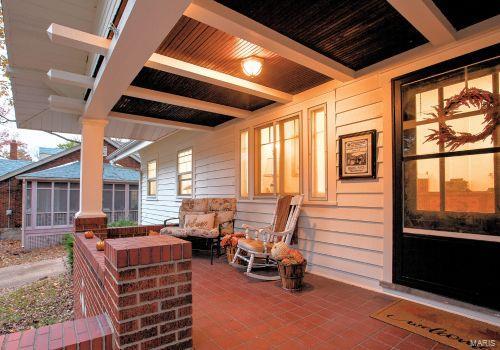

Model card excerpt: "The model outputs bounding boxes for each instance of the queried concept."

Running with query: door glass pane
[401,57,498,236]
[53,182,68,225]
[445,154,495,213]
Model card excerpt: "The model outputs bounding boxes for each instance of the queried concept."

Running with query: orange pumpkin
[148,230,160,236]
[96,240,105,251]
[84,231,94,239]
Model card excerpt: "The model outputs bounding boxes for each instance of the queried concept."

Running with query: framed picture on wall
[339,130,377,179]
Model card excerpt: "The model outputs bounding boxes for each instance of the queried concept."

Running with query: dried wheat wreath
[424,87,499,151]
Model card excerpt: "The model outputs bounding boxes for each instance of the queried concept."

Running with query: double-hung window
[255,115,300,196]
[147,160,157,197]
[177,148,193,196]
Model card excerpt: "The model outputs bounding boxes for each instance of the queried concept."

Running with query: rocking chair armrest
[269,228,295,243]
[163,217,179,226]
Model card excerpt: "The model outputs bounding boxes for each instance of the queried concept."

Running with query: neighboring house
[0,139,141,248]
[18,162,139,249]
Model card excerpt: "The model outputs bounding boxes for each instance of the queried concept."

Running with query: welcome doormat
[371,300,500,349]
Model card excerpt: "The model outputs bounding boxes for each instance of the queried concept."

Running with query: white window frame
[254,112,302,198]
[239,129,250,198]
[176,147,193,198]
[308,103,328,201]
[146,159,158,199]
[237,94,337,205]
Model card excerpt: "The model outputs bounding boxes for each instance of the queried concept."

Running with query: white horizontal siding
[140,74,385,291]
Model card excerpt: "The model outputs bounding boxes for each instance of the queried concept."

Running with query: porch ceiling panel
[132,67,274,111]
[155,16,331,94]
[432,0,500,31]
[214,0,428,71]
[112,96,234,127]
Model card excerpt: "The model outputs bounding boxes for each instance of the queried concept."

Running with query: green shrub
[62,233,74,272]
[108,220,137,228]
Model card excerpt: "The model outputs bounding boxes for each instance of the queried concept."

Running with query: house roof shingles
[0,159,32,177]
[39,147,63,156]
[18,162,139,182]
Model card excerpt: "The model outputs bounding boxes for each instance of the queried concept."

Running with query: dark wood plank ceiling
[154,16,332,94]
[432,0,500,30]
[132,68,274,111]
[215,0,428,70]
[112,96,234,127]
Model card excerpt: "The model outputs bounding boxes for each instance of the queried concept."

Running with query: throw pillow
[215,210,234,226]
[184,213,216,230]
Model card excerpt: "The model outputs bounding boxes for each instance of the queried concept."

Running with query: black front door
[392,46,500,311]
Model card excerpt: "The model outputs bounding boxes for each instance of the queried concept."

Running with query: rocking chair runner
[231,194,304,280]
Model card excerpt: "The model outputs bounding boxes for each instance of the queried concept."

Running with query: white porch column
[76,118,108,218]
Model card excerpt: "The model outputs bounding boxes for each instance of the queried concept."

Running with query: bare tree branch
[44,131,81,144]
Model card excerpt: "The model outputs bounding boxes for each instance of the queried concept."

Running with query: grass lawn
[0,273,73,335]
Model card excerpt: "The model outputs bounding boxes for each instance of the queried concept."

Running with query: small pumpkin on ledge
[84,231,94,239]
[96,240,105,251]
[148,230,160,236]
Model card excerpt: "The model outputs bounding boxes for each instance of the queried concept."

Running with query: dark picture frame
[338,130,377,179]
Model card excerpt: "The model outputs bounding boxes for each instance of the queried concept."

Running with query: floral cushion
[208,198,236,212]
[184,213,215,230]
[215,210,234,226]
[180,198,208,212]
[179,210,204,227]
[160,226,219,238]
[220,221,234,236]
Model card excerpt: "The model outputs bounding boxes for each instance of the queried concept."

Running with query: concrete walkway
[0,257,66,290]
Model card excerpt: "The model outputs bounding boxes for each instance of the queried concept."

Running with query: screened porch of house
[23,181,139,232]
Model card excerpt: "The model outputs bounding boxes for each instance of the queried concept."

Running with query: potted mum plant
[221,233,245,263]
[272,242,307,291]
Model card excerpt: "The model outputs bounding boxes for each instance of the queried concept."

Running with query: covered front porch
[191,256,448,350]
[2,0,499,348]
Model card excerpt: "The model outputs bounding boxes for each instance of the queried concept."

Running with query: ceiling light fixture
[242,56,263,77]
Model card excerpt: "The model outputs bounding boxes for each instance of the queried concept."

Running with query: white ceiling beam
[183,0,355,81]
[108,112,213,132]
[45,70,254,118]
[387,0,456,46]
[48,95,85,114]
[47,23,110,55]
[46,24,292,103]
[79,0,191,119]
[124,86,251,118]
[47,69,95,89]
[146,54,292,103]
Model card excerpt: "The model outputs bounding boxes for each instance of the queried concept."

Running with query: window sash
[177,148,193,196]
[309,105,328,200]
[240,130,249,198]
[255,115,300,196]
[147,160,157,197]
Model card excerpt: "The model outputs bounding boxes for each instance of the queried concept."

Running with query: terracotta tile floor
[191,256,455,350]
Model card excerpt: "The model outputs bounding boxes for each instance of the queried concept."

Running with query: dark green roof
[18,162,139,182]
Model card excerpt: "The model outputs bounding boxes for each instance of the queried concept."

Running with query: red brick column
[104,236,193,350]
[74,217,108,236]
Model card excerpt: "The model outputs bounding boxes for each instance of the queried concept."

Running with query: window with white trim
[309,105,327,200]
[177,148,193,196]
[240,130,249,198]
[255,115,300,196]
[147,160,157,197]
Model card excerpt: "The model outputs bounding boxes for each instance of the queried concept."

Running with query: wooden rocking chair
[231,194,303,280]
